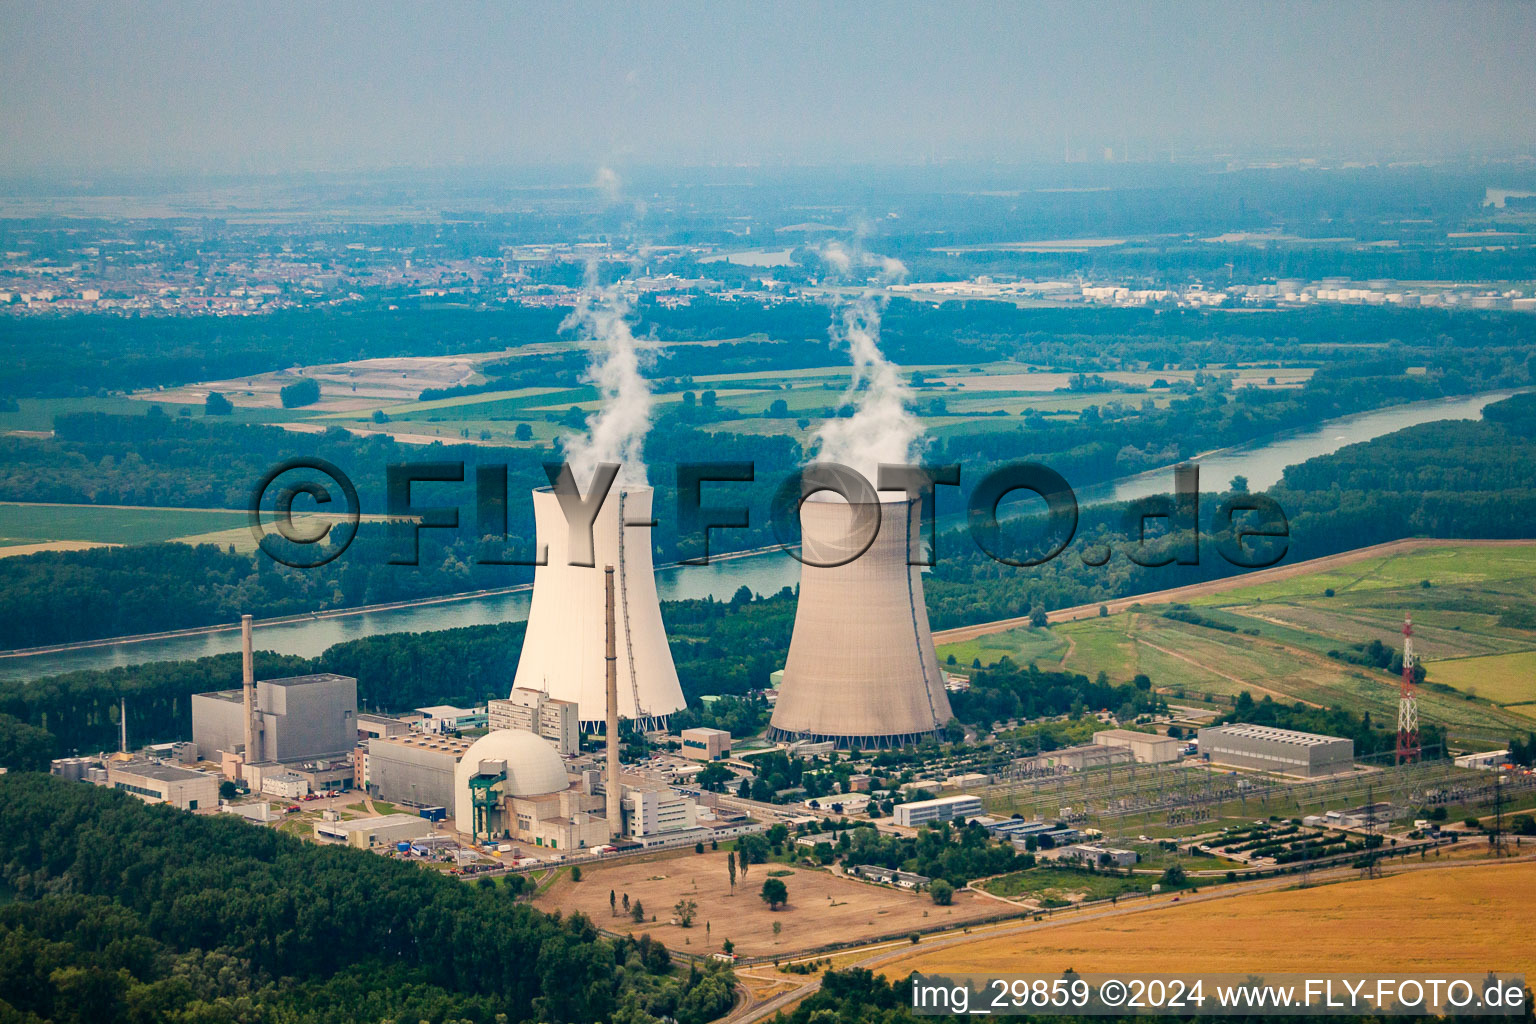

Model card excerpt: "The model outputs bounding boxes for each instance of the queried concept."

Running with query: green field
[950,544,1536,747]
[1426,651,1536,709]
[981,865,1164,905]
[0,502,252,548]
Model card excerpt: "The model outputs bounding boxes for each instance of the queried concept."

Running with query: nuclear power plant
[769,497,953,749]
[512,485,686,732]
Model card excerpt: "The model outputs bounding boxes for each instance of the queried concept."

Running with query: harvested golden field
[879,860,1536,977]
[537,850,1003,958]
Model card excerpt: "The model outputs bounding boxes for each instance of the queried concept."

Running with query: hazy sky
[2,1,1533,173]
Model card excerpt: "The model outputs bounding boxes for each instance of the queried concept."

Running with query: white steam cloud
[811,242,926,493]
[561,271,657,489]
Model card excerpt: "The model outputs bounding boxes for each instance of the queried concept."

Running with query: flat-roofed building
[623,787,697,837]
[1037,743,1133,772]
[1197,724,1353,778]
[314,813,433,849]
[679,727,732,761]
[488,689,580,756]
[415,705,486,734]
[357,713,411,741]
[892,794,983,828]
[1092,729,1182,764]
[192,673,357,764]
[367,733,474,809]
[1454,750,1509,770]
[1060,843,1138,868]
[106,760,219,811]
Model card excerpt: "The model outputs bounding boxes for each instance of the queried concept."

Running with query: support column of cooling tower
[604,567,622,840]
[241,614,257,774]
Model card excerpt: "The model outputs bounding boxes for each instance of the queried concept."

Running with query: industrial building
[415,705,486,734]
[770,498,953,749]
[314,813,434,849]
[356,713,411,740]
[1036,743,1134,772]
[1455,750,1509,770]
[1059,843,1138,868]
[192,672,357,765]
[1197,724,1354,777]
[512,486,687,731]
[846,864,931,889]
[1092,729,1182,764]
[679,726,732,761]
[623,788,697,836]
[453,729,611,850]
[488,688,580,756]
[106,759,219,811]
[892,793,983,828]
[367,733,475,809]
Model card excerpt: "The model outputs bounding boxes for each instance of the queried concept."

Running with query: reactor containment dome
[769,497,953,749]
[453,728,570,836]
[512,486,686,732]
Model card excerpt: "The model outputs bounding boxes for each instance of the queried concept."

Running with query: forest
[0,773,734,1024]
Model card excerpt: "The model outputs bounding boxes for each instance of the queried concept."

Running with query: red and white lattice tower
[1396,615,1420,764]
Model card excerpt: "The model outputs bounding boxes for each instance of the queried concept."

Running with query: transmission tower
[1396,615,1421,765]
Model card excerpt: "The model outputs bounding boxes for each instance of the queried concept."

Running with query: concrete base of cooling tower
[767,725,946,751]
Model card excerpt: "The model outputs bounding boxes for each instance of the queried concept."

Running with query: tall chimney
[119,696,127,754]
[604,566,622,839]
[241,614,257,771]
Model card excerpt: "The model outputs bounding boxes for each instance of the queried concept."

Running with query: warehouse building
[488,688,580,756]
[106,759,219,811]
[1092,729,1182,764]
[892,794,983,828]
[314,813,434,849]
[367,733,474,809]
[1197,724,1354,777]
[192,673,357,764]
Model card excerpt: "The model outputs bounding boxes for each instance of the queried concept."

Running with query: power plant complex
[769,497,954,749]
[512,485,686,732]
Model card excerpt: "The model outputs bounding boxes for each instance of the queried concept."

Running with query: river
[0,388,1521,682]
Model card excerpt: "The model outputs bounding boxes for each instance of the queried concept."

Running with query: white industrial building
[512,486,687,731]
[1197,724,1354,777]
[892,794,983,828]
[314,813,434,849]
[1454,750,1509,770]
[454,729,613,851]
[770,498,953,749]
[623,788,697,837]
[488,688,581,756]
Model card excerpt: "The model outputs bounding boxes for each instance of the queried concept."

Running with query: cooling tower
[769,497,953,749]
[513,486,686,731]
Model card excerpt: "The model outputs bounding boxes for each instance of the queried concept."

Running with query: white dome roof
[453,729,570,830]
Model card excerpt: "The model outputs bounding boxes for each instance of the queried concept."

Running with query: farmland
[940,542,1536,747]
[876,858,1536,977]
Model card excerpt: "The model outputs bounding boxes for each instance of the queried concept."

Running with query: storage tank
[769,497,953,748]
[512,486,685,731]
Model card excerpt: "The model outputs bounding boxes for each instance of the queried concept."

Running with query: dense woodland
[0,774,733,1024]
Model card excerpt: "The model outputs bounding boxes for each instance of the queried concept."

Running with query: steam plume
[811,243,926,492]
[561,272,657,488]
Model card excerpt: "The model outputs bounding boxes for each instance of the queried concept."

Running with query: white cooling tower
[769,497,953,749]
[513,486,686,731]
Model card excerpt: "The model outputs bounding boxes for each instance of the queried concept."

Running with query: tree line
[0,773,734,1024]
